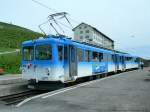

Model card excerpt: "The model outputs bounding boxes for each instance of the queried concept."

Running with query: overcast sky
[0,0,150,59]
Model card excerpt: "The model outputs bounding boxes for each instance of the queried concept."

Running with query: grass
[0,21,44,74]
[0,47,15,52]
[0,22,43,49]
[0,52,21,74]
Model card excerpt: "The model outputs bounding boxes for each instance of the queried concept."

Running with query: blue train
[21,35,140,89]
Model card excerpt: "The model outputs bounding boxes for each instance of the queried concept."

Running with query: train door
[69,46,77,77]
[115,54,119,71]
[122,56,126,70]
[64,45,69,80]
[34,44,52,81]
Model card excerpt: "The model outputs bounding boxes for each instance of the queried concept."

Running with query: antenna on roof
[38,20,48,36]
[64,14,73,29]
[48,12,73,35]
[48,16,65,34]
[49,23,59,35]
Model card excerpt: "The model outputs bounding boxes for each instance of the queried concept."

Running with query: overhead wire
[31,0,58,13]
[31,0,81,28]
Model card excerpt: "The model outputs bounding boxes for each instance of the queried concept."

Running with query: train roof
[22,35,138,57]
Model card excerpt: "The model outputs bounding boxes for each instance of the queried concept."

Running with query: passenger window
[71,47,75,62]
[88,51,91,62]
[112,55,115,62]
[84,50,89,62]
[64,46,68,60]
[35,45,52,60]
[58,46,63,61]
[120,56,122,61]
[102,53,107,62]
[126,57,128,61]
[135,58,139,62]
[77,49,84,62]
[92,52,99,62]
[99,53,103,62]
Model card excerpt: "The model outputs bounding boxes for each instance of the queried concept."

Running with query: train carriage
[21,35,140,89]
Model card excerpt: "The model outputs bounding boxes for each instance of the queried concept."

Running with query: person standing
[141,62,144,70]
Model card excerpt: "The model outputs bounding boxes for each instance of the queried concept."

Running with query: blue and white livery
[21,35,140,89]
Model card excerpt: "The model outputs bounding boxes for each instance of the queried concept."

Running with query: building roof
[72,22,114,42]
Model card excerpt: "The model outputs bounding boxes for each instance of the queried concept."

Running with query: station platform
[1,68,150,112]
[0,74,28,97]
[0,74,22,85]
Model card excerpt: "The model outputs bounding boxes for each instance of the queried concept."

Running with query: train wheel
[96,75,101,79]
[89,76,93,81]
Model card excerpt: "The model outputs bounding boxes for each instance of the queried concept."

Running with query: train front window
[36,45,52,60]
[23,46,33,61]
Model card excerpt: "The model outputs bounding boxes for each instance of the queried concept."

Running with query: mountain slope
[0,22,43,48]
[0,22,43,74]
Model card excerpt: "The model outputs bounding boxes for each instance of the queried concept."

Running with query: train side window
[102,53,107,62]
[122,56,124,62]
[88,51,90,62]
[120,56,122,61]
[92,52,99,62]
[126,57,132,61]
[77,48,84,62]
[127,57,129,61]
[125,57,127,61]
[107,54,110,62]
[71,47,75,62]
[58,46,63,61]
[64,46,68,60]
[115,55,118,62]
[99,53,103,62]
[84,50,89,62]
[135,58,139,62]
[112,55,115,62]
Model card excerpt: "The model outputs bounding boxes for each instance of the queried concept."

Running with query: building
[73,23,114,49]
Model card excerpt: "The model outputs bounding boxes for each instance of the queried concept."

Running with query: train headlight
[46,68,51,76]
[20,67,22,71]
[22,68,26,73]
[20,67,26,73]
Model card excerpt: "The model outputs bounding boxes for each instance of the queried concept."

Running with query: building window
[86,30,89,33]
[80,36,83,39]
[84,26,87,28]
[85,35,89,39]
[79,27,82,29]
[80,31,83,34]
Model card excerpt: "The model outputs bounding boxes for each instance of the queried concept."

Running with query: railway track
[0,76,105,106]
[0,69,136,106]
[0,90,48,105]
